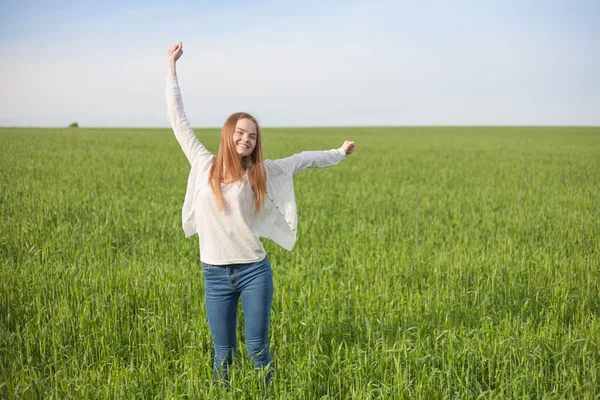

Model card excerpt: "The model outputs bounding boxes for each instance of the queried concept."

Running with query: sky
[0,0,599,127]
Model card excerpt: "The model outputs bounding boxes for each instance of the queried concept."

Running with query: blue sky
[1,0,599,127]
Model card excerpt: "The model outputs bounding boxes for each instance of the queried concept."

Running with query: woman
[166,42,355,383]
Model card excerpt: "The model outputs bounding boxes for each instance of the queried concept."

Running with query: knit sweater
[166,76,346,252]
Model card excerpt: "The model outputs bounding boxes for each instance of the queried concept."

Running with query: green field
[1,126,599,399]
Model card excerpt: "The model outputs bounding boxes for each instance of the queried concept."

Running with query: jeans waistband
[201,256,268,270]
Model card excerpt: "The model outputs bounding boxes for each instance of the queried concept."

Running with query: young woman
[166,42,355,383]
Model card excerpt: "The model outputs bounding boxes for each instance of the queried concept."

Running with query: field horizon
[2,125,600,130]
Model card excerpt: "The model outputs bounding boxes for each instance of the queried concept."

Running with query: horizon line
[2,125,600,129]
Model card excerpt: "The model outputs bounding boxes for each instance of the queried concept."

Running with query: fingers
[168,42,183,55]
[342,140,355,155]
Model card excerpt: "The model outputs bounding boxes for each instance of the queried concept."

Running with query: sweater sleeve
[166,76,214,167]
[271,148,346,176]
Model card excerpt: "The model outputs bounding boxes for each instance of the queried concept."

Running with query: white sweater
[195,174,267,265]
[166,76,346,258]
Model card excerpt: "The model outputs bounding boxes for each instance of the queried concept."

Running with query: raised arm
[272,141,355,175]
[166,42,213,167]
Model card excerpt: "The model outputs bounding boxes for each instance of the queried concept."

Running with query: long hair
[209,112,266,215]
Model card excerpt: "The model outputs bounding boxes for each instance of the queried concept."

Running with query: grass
[1,126,599,399]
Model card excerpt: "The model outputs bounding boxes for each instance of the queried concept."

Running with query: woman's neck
[221,161,249,183]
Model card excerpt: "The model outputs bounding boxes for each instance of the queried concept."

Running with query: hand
[341,140,355,155]
[168,42,183,63]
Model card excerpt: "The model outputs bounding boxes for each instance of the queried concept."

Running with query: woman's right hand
[168,42,183,63]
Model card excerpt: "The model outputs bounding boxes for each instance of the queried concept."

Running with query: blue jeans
[201,256,273,383]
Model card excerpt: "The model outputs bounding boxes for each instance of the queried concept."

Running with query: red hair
[209,112,266,215]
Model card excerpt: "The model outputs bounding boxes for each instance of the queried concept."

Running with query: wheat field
[1,126,599,399]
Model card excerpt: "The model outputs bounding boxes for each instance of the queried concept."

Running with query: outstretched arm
[166,42,213,167]
[272,141,355,175]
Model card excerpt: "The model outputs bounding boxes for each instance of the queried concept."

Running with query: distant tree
[68,122,79,128]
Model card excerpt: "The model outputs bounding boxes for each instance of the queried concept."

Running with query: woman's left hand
[341,141,355,155]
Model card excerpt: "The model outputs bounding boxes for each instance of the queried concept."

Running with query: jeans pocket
[201,262,211,273]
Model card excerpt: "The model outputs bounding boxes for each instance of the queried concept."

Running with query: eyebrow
[235,127,257,135]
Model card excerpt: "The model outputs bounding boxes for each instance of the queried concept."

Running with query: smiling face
[232,118,258,157]
[211,112,266,214]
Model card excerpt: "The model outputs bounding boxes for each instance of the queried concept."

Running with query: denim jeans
[201,256,273,383]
